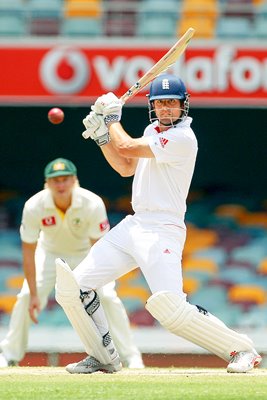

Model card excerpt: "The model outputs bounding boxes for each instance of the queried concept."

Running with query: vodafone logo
[3,43,263,105]
[172,45,267,95]
[40,47,89,94]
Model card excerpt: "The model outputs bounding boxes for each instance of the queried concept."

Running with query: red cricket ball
[48,108,64,124]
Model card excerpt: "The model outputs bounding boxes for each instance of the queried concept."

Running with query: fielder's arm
[22,241,40,323]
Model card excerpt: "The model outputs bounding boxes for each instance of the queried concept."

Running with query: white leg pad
[55,258,112,364]
[145,291,255,362]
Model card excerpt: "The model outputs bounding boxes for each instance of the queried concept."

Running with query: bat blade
[120,27,195,104]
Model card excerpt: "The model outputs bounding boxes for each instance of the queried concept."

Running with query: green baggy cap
[44,158,77,178]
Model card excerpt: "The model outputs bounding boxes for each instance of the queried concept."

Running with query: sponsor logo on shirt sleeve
[99,219,110,232]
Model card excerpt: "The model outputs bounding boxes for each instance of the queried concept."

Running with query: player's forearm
[100,142,136,177]
[108,122,154,159]
[100,123,137,176]
[22,241,37,296]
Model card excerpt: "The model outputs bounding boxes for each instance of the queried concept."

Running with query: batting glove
[92,92,122,125]
[82,112,110,146]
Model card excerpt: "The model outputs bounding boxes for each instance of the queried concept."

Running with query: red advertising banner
[0,42,267,106]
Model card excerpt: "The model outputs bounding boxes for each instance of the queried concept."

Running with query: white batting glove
[82,112,110,146]
[92,92,122,125]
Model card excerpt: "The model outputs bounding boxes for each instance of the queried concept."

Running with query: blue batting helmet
[149,73,187,101]
[148,73,190,125]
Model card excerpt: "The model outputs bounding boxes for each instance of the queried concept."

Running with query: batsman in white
[55,73,262,374]
[0,158,144,369]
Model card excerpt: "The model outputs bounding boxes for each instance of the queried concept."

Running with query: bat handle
[120,93,129,104]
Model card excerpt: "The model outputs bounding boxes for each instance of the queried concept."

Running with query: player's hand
[92,92,122,125]
[82,112,110,146]
[82,111,100,135]
[29,295,40,324]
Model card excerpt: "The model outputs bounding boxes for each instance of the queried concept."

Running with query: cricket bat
[120,27,195,104]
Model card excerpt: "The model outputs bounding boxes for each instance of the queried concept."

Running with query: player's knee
[55,258,81,306]
[145,291,196,332]
[98,289,118,305]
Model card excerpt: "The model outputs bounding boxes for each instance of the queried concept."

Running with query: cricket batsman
[55,74,262,374]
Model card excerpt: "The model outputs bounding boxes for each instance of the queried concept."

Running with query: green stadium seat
[0,15,27,36]
[61,17,103,36]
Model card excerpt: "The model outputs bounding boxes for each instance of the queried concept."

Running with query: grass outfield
[0,368,267,400]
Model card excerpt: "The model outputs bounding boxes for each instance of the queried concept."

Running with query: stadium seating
[136,16,177,38]
[60,17,103,36]
[136,0,179,38]
[214,204,248,221]
[0,0,25,16]
[222,0,254,20]
[0,0,266,38]
[27,0,63,35]
[0,295,17,314]
[183,257,219,275]
[216,16,253,38]
[103,1,137,37]
[254,16,267,38]
[188,285,228,314]
[178,15,216,38]
[228,284,267,311]
[0,15,27,36]
[237,305,267,328]
[183,276,201,294]
[64,0,102,18]
[6,275,24,290]
[181,0,218,17]
[177,0,218,38]
[28,0,63,18]
[257,258,267,275]
[255,0,267,16]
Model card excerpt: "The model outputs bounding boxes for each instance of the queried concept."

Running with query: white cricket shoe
[227,351,262,373]
[66,355,122,374]
[0,353,8,367]
[0,353,17,367]
[125,355,145,369]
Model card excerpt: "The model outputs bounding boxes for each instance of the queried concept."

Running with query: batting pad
[55,258,112,364]
[146,291,255,362]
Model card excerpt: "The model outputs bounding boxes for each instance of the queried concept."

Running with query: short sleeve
[87,197,110,240]
[20,204,40,243]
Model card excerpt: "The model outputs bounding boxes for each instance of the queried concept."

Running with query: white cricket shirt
[132,117,198,222]
[20,187,110,255]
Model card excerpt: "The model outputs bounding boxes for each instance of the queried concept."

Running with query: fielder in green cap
[0,157,144,370]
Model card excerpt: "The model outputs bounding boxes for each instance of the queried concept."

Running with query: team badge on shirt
[99,219,110,232]
[72,218,82,227]
[42,216,56,226]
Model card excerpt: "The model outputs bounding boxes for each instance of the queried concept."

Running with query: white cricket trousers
[0,247,141,364]
[75,212,187,297]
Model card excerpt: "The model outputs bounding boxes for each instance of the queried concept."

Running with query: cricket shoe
[227,351,262,373]
[66,354,122,374]
[0,352,18,367]
[125,355,145,369]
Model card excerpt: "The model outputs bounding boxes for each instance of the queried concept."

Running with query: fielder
[55,74,262,374]
[0,158,144,369]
